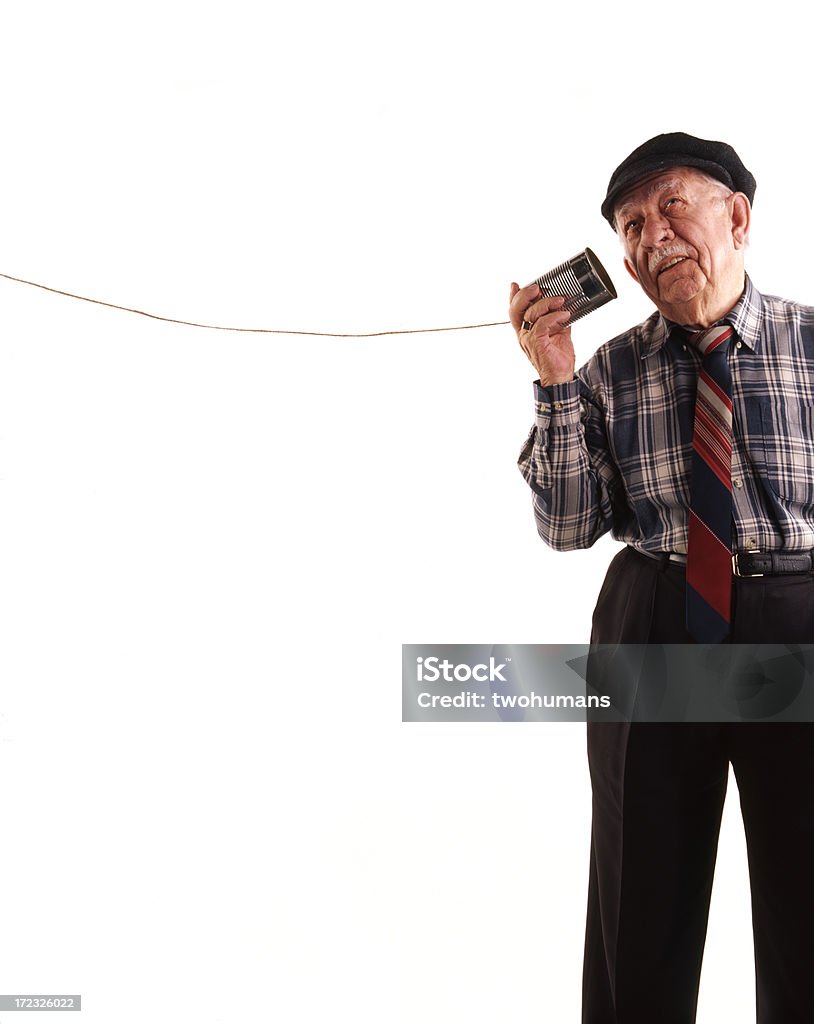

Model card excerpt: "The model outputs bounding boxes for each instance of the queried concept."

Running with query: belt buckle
[732,549,763,578]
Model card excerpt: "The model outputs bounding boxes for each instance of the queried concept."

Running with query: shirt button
[683,344,688,351]
[733,478,743,488]
[745,538,756,550]
[553,401,563,411]
[736,341,742,349]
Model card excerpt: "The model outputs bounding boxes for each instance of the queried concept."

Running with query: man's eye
[664,196,681,208]
[625,221,640,235]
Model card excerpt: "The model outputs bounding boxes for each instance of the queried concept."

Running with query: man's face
[613,167,750,327]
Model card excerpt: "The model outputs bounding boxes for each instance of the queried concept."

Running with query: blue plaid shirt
[518,276,814,556]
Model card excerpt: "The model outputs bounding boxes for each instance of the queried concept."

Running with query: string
[0,272,510,338]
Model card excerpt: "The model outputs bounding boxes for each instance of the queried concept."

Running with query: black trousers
[584,546,814,1024]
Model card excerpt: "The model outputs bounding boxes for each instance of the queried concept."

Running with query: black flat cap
[601,131,756,227]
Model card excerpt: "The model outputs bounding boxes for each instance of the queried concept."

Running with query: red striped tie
[686,324,734,643]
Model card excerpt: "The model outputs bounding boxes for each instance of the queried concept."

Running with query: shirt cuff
[532,378,581,427]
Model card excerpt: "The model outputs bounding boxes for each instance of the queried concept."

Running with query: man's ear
[624,257,639,282]
[730,193,751,249]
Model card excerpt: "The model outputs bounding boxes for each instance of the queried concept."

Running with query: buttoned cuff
[533,378,581,427]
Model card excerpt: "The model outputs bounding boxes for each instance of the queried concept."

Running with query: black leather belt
[636,547,814,578]
[731,550,814,578]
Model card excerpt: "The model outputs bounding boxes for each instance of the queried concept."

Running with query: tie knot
[687,323,734,357]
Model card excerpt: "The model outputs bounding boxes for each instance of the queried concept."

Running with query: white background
[0,1,810,1021]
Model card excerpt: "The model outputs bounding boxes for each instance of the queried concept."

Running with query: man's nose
[641,213,674,249]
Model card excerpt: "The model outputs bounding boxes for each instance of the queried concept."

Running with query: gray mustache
[648,245,691,274]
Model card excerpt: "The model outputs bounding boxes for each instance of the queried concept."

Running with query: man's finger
[508,281,540,329]
[528,308,572,336]
[524,295,567,325]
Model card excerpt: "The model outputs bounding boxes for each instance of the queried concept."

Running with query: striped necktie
[686,323,734,643]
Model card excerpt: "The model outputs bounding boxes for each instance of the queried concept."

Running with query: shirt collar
[640,274,764,359]
[725,274,763,352]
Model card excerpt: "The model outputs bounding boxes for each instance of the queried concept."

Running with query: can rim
[585,248,617,299]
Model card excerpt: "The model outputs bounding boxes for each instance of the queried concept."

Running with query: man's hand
[509,282,575,386]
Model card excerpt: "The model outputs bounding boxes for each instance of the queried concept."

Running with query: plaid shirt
[518,276,814,556]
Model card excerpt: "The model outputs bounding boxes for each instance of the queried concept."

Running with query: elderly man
[510,133,814,1023]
